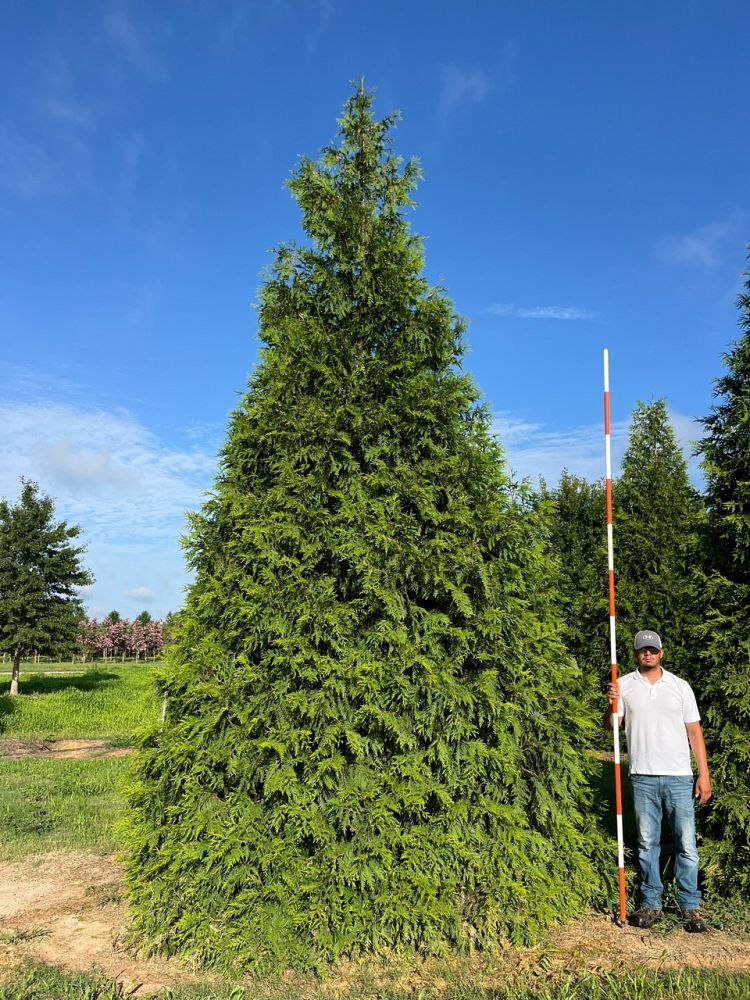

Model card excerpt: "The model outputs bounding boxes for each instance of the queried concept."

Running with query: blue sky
[1,1,748,619]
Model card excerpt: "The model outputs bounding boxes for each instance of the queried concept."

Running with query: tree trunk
[10,651,20,696]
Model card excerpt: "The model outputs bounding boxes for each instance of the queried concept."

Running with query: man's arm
[686,721,712,805]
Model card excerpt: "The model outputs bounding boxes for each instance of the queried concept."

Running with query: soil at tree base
[0,852,748,997]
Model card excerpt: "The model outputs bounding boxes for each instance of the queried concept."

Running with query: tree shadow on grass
[2,669,120,697]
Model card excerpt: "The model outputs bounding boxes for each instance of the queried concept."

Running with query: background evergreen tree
[0,479,92,695]
[612,400,703,680]
[122,86,608,973]
[548,402,701,682]
[693,248,750,894]
[547,471,608,678]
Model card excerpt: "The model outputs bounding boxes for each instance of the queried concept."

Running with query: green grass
[0,756,128,859]
[0,663,161,742]
[1,964,749,1000]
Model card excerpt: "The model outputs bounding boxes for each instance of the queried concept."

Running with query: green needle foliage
[122,85,608,973]
[613,400,703,679]
[546,472,608,679]
[693,247,750,894]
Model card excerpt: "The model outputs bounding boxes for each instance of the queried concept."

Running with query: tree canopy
[0,479,92,694]
[122,86,608,973]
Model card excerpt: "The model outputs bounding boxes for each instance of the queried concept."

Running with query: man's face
[636,645,663,669]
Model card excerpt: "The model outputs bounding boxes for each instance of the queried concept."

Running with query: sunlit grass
[0,756,128,860]
[0,663,161,742]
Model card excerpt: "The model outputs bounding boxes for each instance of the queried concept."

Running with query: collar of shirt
[635,667,674,688]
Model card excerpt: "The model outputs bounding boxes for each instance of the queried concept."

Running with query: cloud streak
[492,408,702,486]
[488,303,595,321]
[439,65,490,115]
[654,212,748,269]
[104,5,166,81]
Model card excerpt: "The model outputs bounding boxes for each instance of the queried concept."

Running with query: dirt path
[0,739,132,760]
[0,852,748,997]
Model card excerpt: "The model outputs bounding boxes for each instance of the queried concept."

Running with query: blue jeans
[630,774,700,911]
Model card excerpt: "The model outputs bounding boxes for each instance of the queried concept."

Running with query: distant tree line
[75,611,169,662]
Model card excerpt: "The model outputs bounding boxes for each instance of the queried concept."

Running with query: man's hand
[685,721,712,805]
[603,681,621,730]
[694,773,712,805]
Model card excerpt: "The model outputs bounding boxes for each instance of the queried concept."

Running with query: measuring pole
[603,349,627,924]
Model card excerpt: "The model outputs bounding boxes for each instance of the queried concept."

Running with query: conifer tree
[547,471,608,677]
[693,248,750,894]
[612,400,703,680]
[0,480,92,695]
[122,86,608,973]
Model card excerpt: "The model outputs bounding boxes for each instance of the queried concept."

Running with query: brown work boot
[629,907,663,928]
[683,909,708,933]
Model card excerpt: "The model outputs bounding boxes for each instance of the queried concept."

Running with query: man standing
[606,629,711,932]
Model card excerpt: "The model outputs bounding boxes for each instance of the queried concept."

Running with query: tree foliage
[121,86,609,973]
[546,471,608,678]
[694,248,750,894]
[0,479,92,694]
[548,401,702,682]
[613,400,703,680]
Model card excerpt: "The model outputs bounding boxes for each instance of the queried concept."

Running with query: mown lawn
[0,662,161,742]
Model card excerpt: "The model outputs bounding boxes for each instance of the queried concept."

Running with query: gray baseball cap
[634,629,662,650]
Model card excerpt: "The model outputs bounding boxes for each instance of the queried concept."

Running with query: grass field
[0,662,161,741]
[0,756,127,859]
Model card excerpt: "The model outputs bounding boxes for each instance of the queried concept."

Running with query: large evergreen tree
[0,479,92,695]
[122,87,608,973]
[693,248,750,894]
[613,400,703,680]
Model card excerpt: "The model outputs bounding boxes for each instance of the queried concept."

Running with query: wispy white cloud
[0,398,217,617]
[654,212,748,269]
[489,303,595,321]
[492,407,702,486]
[126,586,155,603]
[33,52,96,130]
[439,65,490,115]
[306,0,334,54]
[104,5,167,81]
[0,122,61,198]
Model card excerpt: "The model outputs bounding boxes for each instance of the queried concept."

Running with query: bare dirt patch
[0,851,748,996]
[0,852,206,995]
[0,738,132,760]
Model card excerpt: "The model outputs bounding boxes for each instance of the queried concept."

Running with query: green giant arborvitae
[549,402,702,683]
[547,471,608,678]
[694,248,750,894]
[613,400,703,681]
[122,87,607,972]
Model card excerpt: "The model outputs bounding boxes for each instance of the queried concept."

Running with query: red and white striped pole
[604,348,627,924]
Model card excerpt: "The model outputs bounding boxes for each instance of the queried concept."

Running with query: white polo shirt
[615,668,700,776]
